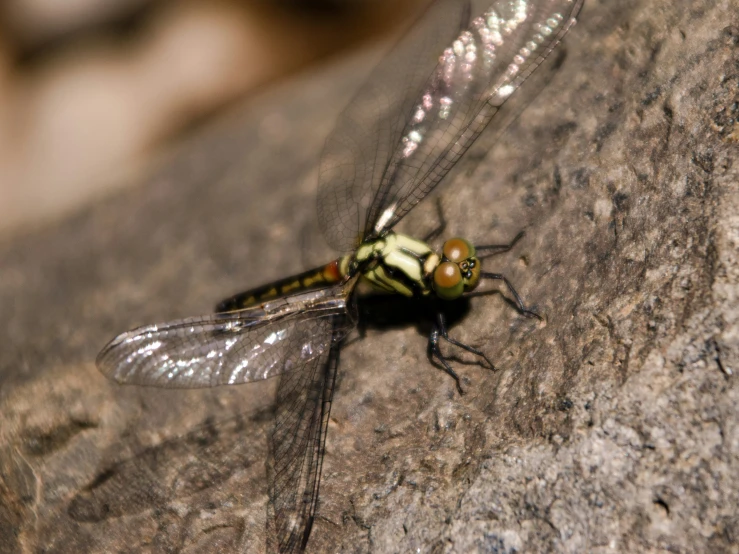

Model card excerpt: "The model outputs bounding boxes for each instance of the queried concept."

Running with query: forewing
[317,0,472,252]
[97,303,344,388]
[316,0,583,251]
[365,0,584,236]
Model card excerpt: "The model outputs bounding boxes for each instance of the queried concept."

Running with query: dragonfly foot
[521,307,543,320]
[480,272,540,319]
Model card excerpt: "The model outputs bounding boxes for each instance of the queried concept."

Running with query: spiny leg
[422,198,447,243]
[428,312,495,395]
[475,231,525,259]
[480,272,541,319]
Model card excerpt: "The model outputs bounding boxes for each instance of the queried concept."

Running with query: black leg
[422,198,447,243]
[480,272,541,319]
[428,313,495,394]
[428,325,464,395]
[475,231,525,259]
[436,313,495,369]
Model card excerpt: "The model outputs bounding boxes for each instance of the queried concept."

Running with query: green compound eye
[433,261,464,300]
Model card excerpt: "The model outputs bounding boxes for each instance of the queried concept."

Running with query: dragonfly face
[435,237,481,299]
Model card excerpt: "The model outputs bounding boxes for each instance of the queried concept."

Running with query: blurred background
[0,0,428,237]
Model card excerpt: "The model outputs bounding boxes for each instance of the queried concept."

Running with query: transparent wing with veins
[97,286,351,388]
[96,284,353,553]
[317,0,584,251]
[317,0,472,252]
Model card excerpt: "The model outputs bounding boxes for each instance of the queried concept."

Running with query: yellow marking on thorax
[384,234,431,289]
[364,266,413,296]
[393,233,433,255]
[355,240,384,263]
[355,232,437,297]
[384,249,422,282]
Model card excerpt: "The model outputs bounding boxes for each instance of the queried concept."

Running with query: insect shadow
[354,293,472,337]
[67,295,485,524]
[352,279,539,391]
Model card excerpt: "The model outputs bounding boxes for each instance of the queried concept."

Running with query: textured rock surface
[1,0,737,553]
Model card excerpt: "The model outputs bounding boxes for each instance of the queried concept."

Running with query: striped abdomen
[215,260,343,312]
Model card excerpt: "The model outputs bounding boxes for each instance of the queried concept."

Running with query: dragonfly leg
[422,198,447,243]
[475,231,525,259]
[437,312,495,368]
[428,312,495,394]
[480,272,541,319]
[428,325,464,395]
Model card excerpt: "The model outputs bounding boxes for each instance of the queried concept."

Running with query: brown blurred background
[0,0,428,237]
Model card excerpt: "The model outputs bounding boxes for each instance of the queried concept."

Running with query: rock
[1,0,737,552]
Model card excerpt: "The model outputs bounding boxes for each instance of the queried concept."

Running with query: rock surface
[1,0,738,552]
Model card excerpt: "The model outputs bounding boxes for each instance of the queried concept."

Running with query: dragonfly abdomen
[215,260,343,312]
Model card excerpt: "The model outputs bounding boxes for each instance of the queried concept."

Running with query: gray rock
[1,0,737,552]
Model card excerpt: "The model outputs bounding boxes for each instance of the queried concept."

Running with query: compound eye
[443,238,475,263]
[433,261,464,300]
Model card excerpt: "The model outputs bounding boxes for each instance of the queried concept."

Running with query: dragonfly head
[432,238,481,300]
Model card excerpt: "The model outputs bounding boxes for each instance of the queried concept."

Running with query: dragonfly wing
[317,0,473,252]
[97,293,351,388]
[267,319,343,553]
[316,0,583,251]
[94,312,347,552]
[366,0,584,236]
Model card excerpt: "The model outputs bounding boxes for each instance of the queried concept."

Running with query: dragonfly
[96,0,583,551]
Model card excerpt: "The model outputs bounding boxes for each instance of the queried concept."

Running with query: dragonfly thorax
[342,232,480,300]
